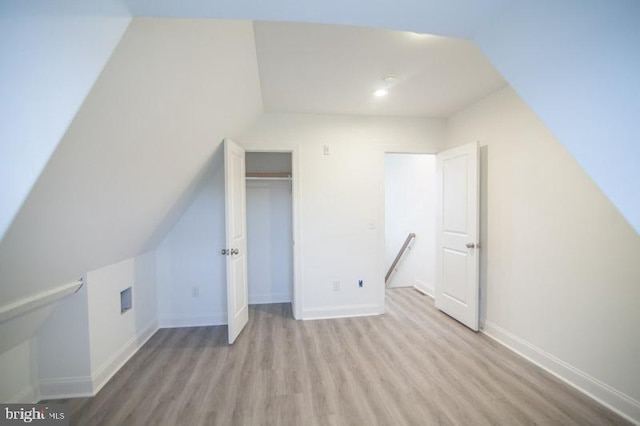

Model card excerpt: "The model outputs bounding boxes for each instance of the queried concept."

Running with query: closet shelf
[245,172,292,181]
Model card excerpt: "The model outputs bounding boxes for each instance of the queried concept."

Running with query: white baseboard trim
[386,282,412,289]
[38,377,93,401]
[302,303,383,320]
[249,292,292,305]
[159,313,226,328]
[91,320,158,395]
[482,320,640,425]
[37,321,159,401]
[413,280,434,298]
[10,384,39,403]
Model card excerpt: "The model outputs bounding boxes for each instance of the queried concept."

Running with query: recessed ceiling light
[383,75,397,86]
[373,88,389,97]
[373,74,397,98]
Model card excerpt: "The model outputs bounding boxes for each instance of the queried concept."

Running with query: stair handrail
[385,233,416,285]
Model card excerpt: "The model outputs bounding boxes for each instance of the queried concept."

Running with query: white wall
[0,0,130,241]
[35,252,158,400]
[241,113,445,318]
[37,286,93,399]
[384,154,436,293]
[86,253,158,393]
[133,251,159,340]
[447,87,640,422]
[246,152,292,174]
[156,152,228,327]
[0,339,37,403]
[156,150,295,317]
[156,114,443,322]
[247,180,293,304]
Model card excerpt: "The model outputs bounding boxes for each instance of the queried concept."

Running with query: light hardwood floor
[54,289,631,425]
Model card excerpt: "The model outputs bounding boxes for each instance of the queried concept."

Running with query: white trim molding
[10,384,39,404]
[413,280,434,298]
[38,377,93,401]
[159,313,226,328]
[0,280,83,324]
[249,293,292,305]
[91,320,158,394]
[302,303,383,320]
[482,320,640,425]
[38,321,159,400]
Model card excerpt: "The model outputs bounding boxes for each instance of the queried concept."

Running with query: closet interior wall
[245,152,293,305]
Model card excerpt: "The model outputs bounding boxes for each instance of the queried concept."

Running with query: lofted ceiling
[253,21,506,117]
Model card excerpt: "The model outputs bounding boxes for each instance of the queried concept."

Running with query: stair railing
[385,233,416,286]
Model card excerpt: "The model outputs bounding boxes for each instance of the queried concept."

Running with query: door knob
[465,243,475,249]
[231,248,239,255]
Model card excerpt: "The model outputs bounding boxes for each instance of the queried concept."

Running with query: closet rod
[245,172,291,181]
[246,177,292,181]
[246,172,291,178]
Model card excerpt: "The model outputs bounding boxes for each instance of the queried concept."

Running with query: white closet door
[224,139,249,344]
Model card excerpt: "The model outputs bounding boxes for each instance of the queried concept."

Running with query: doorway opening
[384,153,436,301]
[245,152,294,313]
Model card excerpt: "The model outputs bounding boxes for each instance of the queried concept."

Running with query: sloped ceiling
[0,18,263,302]
[0,0,130,242]
[474,0,640,234]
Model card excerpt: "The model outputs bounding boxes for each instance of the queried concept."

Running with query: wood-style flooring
[55,289,631,425]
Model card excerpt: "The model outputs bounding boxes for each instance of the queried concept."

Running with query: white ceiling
[124,0,510,39]
[124,0,509,118]
[253,21,506,118]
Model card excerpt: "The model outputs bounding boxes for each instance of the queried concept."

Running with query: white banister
[0,278,83,323]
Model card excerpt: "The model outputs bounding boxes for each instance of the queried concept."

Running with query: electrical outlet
[333,281,340,291]
[191,286,199,297]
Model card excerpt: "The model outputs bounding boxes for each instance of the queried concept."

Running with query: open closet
[245,152,293,305]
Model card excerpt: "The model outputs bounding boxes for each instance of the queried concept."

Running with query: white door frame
[241,144,303,320]
[380,145,439,311]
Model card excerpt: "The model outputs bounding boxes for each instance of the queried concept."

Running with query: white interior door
[224,139,249,344]
[435,142,480,331]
